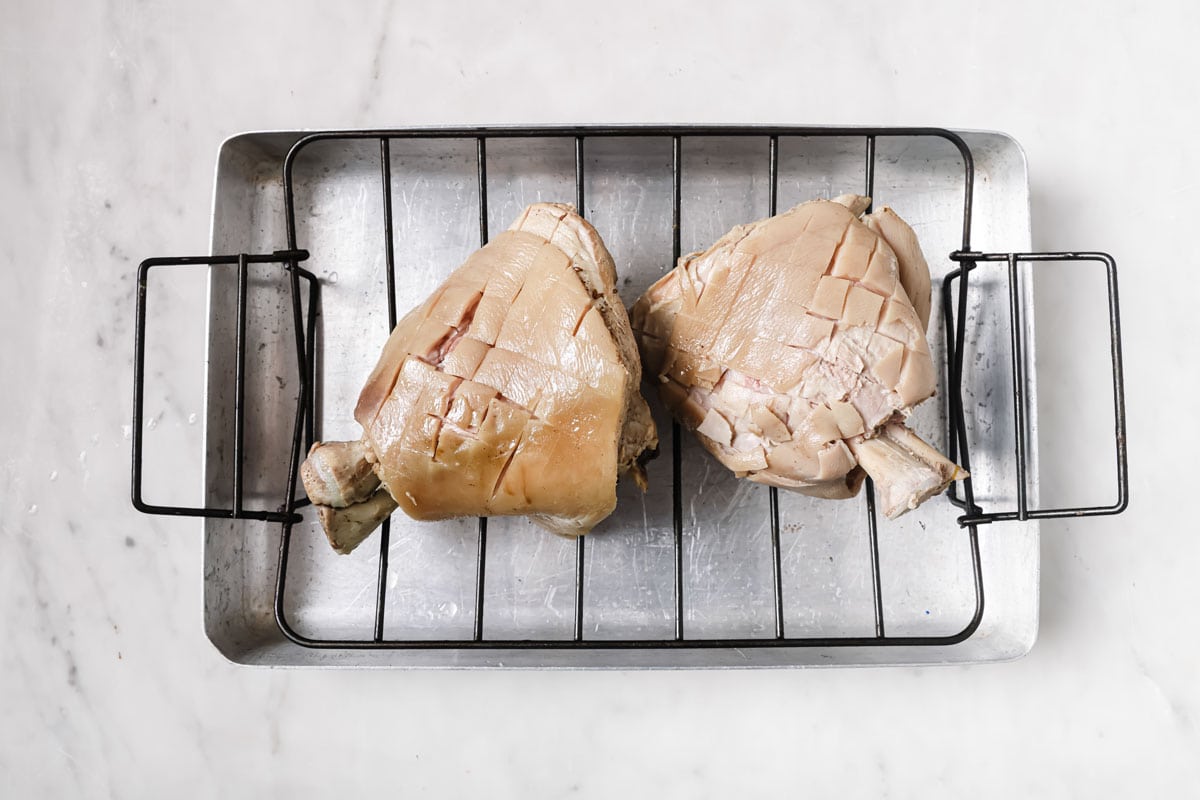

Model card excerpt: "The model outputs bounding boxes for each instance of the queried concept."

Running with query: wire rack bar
[574,134,587,643]
[474,136,490,641]
[766,134,786,639]
[671,134,685,642]
[373,138,399,642]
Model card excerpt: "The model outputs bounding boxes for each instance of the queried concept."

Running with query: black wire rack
[132,126,1128,652]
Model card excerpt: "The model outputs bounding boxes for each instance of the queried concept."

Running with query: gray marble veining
[1,0,1197,795]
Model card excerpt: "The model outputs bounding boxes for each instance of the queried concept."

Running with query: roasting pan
[132,127,1127,667]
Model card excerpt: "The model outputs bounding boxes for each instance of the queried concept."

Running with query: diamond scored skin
[631,195,965,519]
[301,203,657,554]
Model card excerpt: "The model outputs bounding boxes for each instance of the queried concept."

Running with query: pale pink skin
[633,196,963,516]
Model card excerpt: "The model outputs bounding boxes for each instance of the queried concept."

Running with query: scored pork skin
[631,196,962,517]
[303,203,657,552]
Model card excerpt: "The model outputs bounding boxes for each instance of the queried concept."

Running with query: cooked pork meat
[631,195,964,518]
[302,203,657,554]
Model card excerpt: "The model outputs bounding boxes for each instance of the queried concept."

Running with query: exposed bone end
[301,440,381,508]
[302,439,395,554]
[848,423,967,519]
[317,489,400,555]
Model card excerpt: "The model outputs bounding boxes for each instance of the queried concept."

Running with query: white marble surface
[1,0,1195,794]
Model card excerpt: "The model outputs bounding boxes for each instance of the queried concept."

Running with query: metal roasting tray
[132,126,1128,667]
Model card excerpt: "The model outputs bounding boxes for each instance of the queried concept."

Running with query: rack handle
[942,251,1127,527]
[131,249,313,523]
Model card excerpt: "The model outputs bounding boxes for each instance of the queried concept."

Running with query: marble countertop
[2,0,1194,795]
